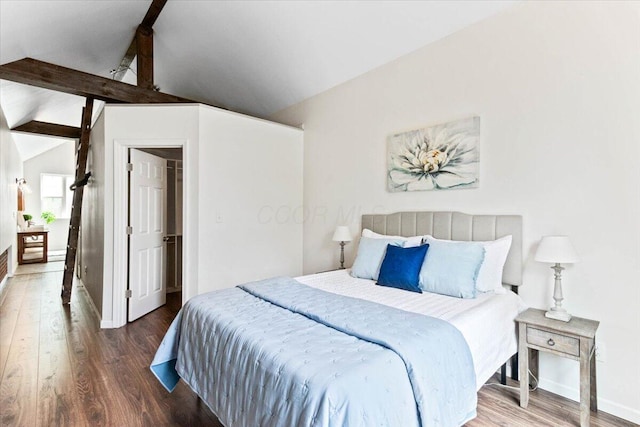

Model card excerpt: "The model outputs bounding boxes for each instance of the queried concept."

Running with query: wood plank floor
[0,270,635,427]
[0,270,221,427]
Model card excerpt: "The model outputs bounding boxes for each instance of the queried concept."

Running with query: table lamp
[535,235,579,322]
[332,226,352,269]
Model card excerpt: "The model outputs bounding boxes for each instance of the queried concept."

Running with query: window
[41,174,74,219]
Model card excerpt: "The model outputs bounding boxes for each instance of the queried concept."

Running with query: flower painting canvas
[387,116,480,192]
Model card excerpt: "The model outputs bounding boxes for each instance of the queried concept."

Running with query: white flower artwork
[387,116,480,192]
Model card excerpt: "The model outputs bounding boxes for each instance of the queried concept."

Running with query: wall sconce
[15,178,31,193]
[16,178,27,212]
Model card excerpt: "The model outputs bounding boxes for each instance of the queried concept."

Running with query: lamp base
[545,308,572,322]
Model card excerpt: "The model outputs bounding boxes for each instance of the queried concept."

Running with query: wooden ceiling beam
[141,0,168,28]
[113,40,137,81]
[0,58,193,104]
[136,25,154,90]
[114,0,167,83]
[11,120,81,139]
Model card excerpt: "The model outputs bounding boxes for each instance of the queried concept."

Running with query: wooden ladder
[61,97,94,304]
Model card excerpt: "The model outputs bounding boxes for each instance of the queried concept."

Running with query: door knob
[163,236,170,242]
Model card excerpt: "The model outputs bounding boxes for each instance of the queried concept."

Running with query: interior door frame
[111,138,193,328]
[127,148,167,322]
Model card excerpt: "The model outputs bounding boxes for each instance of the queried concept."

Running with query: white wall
[272,1,640,423]
[88,104,302,327]
[23,141,75,250]
[101,104,200,327]
[0,106,22,276]
[198,105,303,293]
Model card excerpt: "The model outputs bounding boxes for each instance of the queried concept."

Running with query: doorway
[128,147,183,322]
[110,138,192,329]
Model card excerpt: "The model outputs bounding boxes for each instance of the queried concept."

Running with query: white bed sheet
[296,269,527,389]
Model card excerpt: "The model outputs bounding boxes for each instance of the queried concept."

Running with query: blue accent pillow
[419,240,485,298]
[351,236,404,280]
[377,244,429,293]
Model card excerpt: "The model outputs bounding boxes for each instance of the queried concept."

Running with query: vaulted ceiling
[1,0,515,159]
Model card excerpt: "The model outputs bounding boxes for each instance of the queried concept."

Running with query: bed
[152,211,525,427]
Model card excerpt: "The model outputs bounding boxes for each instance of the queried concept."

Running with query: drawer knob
[547,338,555,346]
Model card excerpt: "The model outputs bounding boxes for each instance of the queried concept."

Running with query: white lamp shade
[332,226,352,242]
[535,236,579,263]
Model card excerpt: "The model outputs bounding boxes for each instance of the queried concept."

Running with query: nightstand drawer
[527,326,579,357]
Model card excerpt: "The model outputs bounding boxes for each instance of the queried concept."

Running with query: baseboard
[77,279,119,328]
[0,275,8,306]
[99,318,116,328]
[504,362,639,424]
[77,279,107,327]
[538,378,640,424]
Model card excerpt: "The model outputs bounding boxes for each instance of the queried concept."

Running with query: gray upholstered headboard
[361,211,522,288]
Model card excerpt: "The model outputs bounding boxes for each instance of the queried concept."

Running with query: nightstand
[515,308,599,427]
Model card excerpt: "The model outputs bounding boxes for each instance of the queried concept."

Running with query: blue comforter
[151,277,477,427]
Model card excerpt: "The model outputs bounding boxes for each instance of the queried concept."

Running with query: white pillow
[425,235,512,293]
[362,229,424,248]
[362,229,399,239]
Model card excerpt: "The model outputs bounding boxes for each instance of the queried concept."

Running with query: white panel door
[128,149,167,322]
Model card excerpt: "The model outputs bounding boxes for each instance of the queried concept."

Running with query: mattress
[296,269,527,388]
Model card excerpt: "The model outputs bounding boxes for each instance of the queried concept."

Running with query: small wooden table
[516,308,599,427]
[17,230,49,264]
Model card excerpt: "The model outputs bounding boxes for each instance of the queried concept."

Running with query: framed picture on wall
[387,116,480,192]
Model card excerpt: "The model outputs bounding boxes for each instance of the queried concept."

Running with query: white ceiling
[10,132,69,161]
[0,0,515,159]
